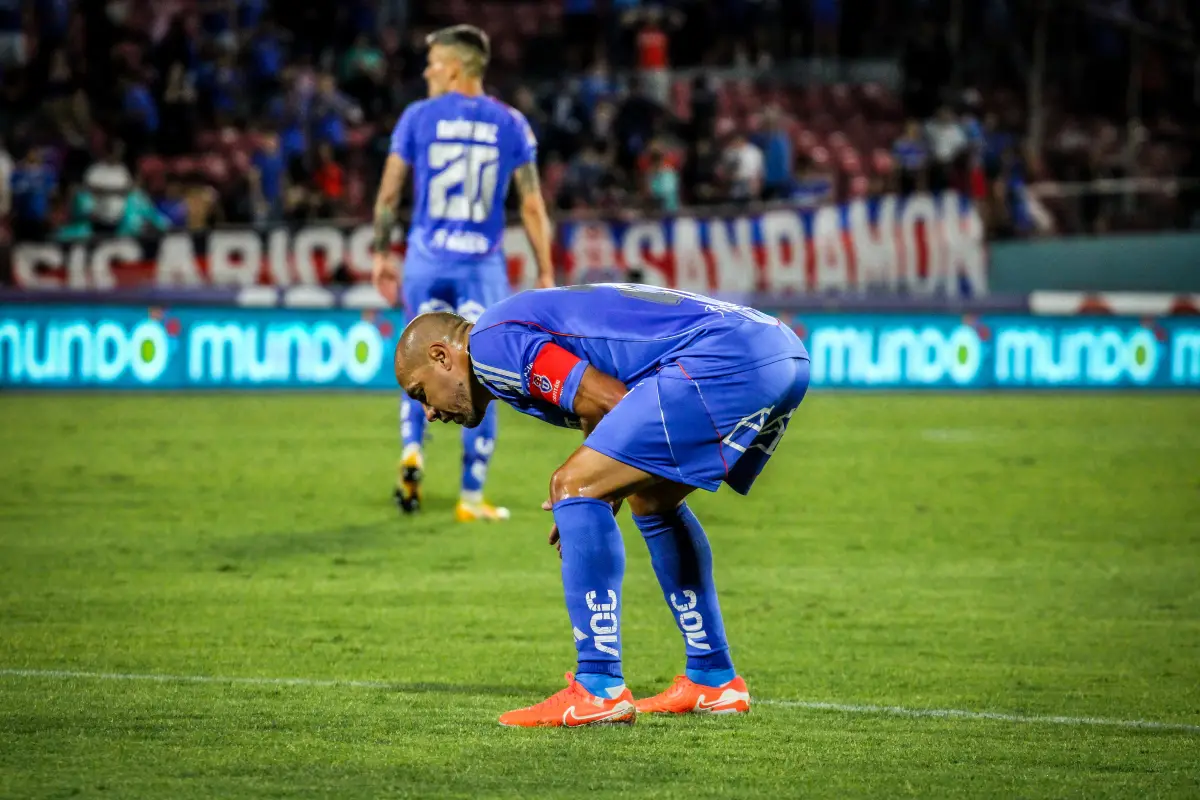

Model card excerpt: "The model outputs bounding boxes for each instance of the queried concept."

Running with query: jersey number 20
[428,143,499,222]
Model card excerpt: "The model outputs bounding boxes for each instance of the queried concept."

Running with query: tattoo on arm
[373,155,408,253]
[513,162,541,200]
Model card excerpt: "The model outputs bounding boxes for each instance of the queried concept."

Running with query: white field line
[1,668,1197,733]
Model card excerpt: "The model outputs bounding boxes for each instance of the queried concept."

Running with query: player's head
[423,24,490,97]
[394,311,488,428]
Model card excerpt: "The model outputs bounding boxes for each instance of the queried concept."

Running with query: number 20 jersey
[390,91,537,278]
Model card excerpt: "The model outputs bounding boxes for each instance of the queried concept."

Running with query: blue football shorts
[584,356,811,495]
[402,256,509,324]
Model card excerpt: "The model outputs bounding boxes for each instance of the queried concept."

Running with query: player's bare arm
[371,154,409,304]
[573,366,629,428]
[514,162,556,289]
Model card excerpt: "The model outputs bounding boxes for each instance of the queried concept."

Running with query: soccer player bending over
[371,24,555,522]
[393,284,811,726]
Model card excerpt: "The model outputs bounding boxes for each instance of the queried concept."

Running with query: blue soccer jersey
[390,92,537,277]
[468,284,809,430]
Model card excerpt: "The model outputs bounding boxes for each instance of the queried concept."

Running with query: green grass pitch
[0,392,1198,799]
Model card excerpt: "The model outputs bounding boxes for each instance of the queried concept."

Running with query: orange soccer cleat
[635,675,751,715]
[498,673,637,728]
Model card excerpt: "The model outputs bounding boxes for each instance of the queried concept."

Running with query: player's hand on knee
[542,496,622,559]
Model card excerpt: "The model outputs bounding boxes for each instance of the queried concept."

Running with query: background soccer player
[393,284,811,726]
[371,25,555,522]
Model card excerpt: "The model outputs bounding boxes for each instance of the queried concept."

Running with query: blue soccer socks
[554,498,626,685]
[634,503,735,676]
[460,401,498,499]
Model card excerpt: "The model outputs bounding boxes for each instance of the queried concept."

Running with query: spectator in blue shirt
[757,108,793,200]
[196,49,243,125]
[248,21,285,99]
[892,118,929,195]
[981,112,1012,179]
[121,74,160,162]
[267,73,312,178]
[11,146,57,242]
[311,73,362,154]
[251,131,287,221]
[155,179,189,229]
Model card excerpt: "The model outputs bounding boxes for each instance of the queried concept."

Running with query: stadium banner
[8,192,986,297]
[2,306,1197,391]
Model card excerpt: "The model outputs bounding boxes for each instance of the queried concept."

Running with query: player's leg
[454,269,510,521]
[627,483,749,715]
[624,357,810,714]
[498,447,661,728]
[395,276,455,513]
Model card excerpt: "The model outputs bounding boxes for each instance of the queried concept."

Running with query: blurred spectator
[636,9,671,107]
[926,105,967,191]
[312,142,345,217]
[120,72,160,163]
[981,111,1013,181]
[893,119,929,195]
[158,62,197,157]
[11,146,56,242]
[341,33,387,115]
[615,78,661,171]
[183,175,222,231]
[791,153,835,209]
[154,178,188,229]
[578,60,616,117]
[561,139,608,209]
[684,138,720,204]
[311,72,363,156]
[645,143,680,212]
[723,132,764,202]
[252,131,287,222]
[268,68,313,179]
[83,142,132,235]
[196,46,243,126]
[758,107,793,200]
[689,74,717,143]
[222,168,262,226]
[544,79,587,161]
[247,20,286,106]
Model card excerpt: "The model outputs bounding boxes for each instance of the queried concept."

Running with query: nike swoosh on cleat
[695,689,751,712]
[562,702,633,725]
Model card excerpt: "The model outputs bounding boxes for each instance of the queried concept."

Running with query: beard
[455,382,483,427]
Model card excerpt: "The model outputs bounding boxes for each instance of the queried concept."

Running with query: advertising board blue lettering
[0,306,400,389]
[1,306,1197,391]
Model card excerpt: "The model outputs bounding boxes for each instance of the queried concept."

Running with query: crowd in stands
[1,0,1197,245]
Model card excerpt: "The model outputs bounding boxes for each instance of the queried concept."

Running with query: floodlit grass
[1,393,1197,798]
